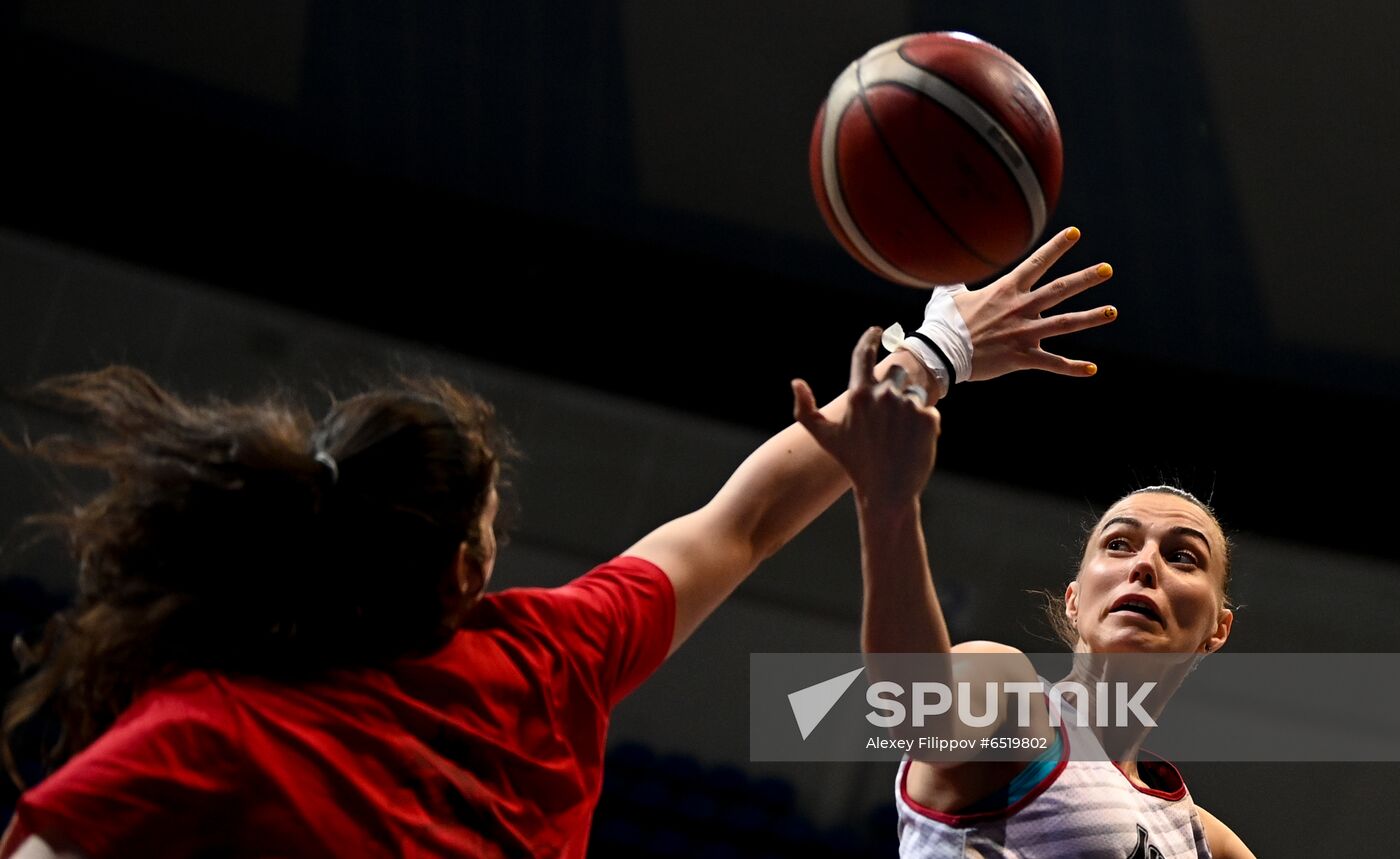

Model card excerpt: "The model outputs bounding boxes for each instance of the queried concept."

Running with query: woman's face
[476,487,501,588]
[1066,492,1233,654]
[452,488,500,606]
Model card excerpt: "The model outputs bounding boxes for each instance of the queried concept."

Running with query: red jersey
[6,556,675,858]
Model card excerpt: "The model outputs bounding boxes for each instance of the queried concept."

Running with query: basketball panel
[835,95,1000,284]
[897,34,1064,211]
[863,82,1035,267]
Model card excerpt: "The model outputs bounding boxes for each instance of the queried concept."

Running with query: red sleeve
[12,676,244,858]
[500,556,675,709]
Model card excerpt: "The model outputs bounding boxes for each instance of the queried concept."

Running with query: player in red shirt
[1,229,1114,858]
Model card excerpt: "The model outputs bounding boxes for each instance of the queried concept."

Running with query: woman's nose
[1127,548,1159,587]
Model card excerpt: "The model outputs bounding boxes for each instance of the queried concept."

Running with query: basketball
[809,32,1063,287]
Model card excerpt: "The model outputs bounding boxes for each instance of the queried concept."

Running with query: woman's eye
[1170,550,1199,566]
[1107,538,1132,552]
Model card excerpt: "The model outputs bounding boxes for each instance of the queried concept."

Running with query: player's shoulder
[123,671,230,721]
[951,639,1024,655]
[950,640,1039,686]
[1194,805,1257,859]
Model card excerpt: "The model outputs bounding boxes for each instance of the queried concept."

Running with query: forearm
[627,343,933,654]
[707,350,933,563]
[858,496,952,657]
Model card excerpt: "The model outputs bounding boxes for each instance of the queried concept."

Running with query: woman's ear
[454,541,488,603]
[1204,607,1234,654]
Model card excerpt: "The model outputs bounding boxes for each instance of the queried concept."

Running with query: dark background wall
[1,2,1398,854]
[3,0,1397,556]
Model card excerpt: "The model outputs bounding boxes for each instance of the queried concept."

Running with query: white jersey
[895,705,1211,858]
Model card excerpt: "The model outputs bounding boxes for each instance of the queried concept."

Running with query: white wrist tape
[882,324,950,396]
[883,285,972,390]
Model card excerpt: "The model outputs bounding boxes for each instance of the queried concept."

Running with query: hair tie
[313,450,340,484]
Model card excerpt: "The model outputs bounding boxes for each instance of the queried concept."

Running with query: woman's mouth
[1109,595,1163,624]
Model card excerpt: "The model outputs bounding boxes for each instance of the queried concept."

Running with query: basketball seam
[877,46,1048,242]
[820,62,929,287]
[830,97,914,282]
[854,69,1001,271]
[881,77,1036,262]
[896,42,1055,199]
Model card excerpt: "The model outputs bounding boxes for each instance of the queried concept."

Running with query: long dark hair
[3,367,514,785]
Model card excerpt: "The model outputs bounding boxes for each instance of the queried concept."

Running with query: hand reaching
[955,226,1117,381]
[791,327,941,507]
[893,228,1118,391]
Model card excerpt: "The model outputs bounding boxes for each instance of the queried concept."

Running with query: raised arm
[626,227,1115,654]
[792,331,1037,744]
[790,329,949,658]
[625,342,933,655]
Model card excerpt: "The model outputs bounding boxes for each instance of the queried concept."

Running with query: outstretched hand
[955,226,1118,381]
[792,327,941,507]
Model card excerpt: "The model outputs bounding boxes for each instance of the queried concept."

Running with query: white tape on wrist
[883,284,972,396]
[915,286,973,384]
[882,324,950,399]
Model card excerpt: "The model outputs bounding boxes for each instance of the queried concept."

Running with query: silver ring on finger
[886,365,909,392]
[905,384,928,406]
